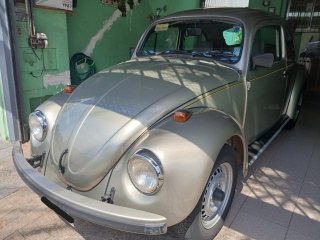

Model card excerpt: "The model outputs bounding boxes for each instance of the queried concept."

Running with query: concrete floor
[0,94,320,240]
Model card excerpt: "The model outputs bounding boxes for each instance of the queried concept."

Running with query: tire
[169,145,237,240]
[285,91,304,130]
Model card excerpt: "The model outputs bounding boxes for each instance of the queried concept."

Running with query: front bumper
[12,142,167,235]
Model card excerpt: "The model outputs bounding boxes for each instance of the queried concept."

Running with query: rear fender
[109,108,246,226]
[286,64,306,118]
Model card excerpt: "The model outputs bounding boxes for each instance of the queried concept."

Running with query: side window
[251,25,282,68]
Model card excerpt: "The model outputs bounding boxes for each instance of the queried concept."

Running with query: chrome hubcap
[201,162,233,229]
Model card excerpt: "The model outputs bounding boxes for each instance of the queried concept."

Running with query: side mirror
[252,53,274,68]
[129,47,135,57]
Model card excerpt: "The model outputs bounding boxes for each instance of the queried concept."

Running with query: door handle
[283,70,288,77]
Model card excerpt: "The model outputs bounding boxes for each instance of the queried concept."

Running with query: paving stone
[0,167,25,199]
[231,185,247,210]
[224,206,240,227]
[230,211,287,240]
[18,215,53,240]
[294,184,320,222]
[308,136,320,172]
[285,229,316,240]
[289,184,320,239]
[0,198,15,218]
[289,213,320,240]
[241,194,295,227]
[215,226,254,240]
[0,156,14,171]
[303,168,320,190]
[0,207,44,239]
[0,141,12,150]
[3,231,25,240]
[4,187,44,214]
[0,147,12,161]
[243,172,301,205]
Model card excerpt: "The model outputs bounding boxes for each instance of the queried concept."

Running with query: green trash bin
[70,53,96,86]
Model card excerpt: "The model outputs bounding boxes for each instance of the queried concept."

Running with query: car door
[245,24,288,143]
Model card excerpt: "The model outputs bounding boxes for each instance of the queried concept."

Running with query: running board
[248,117,290,167]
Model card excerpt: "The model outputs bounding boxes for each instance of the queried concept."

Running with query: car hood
[50,56,239,191]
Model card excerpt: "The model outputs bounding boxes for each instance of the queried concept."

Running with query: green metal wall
[0,73,9,141]
[67,0,200,72]
[16,8,70,131]
[5,0,199,141]
[67,1,152,72]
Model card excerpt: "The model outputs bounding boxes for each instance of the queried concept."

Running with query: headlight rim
[29,110,48,142]
[127,149,164,196]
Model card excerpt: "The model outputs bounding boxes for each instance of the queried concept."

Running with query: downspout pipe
[24,0,48,49]
[25,0,36,38]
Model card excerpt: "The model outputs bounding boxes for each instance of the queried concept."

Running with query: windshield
[138,20,243,64]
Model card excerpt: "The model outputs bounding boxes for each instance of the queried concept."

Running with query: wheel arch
[227,134,248,177]
[155,108,246,166]
[109,108,247,226]
[31,91,71,157]
[286,64,306,119]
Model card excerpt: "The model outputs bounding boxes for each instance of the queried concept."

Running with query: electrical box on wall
[34,0,73,11]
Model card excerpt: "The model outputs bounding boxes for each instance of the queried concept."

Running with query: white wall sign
[203,0,249,8]
[34,0,73,11]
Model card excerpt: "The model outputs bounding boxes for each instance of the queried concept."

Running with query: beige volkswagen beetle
[13,8,306,240]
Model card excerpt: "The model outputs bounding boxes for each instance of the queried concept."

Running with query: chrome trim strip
[29,110,48,142]
[12,142,167,235]
[128,149,164,195]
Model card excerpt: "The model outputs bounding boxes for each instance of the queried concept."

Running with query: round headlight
[29,110,47,142]
[128,149,164,195]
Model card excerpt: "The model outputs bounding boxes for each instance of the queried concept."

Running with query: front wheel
[185,145,238,240]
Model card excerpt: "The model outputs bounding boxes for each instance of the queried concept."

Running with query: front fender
[286,64,306,118]
[108,108,244,226]
[30,91,70,161]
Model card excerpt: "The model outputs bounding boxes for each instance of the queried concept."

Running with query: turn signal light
[173,110,192,123]
[64,85,75,94]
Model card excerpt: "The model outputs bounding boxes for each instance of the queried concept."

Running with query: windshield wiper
[203,51,236,58]
[191,51,203,57]
[157,50,189,55]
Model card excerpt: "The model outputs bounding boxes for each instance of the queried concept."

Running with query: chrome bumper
[12,142,167,235]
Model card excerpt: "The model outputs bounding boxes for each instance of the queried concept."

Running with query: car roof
[161,8,282,29]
